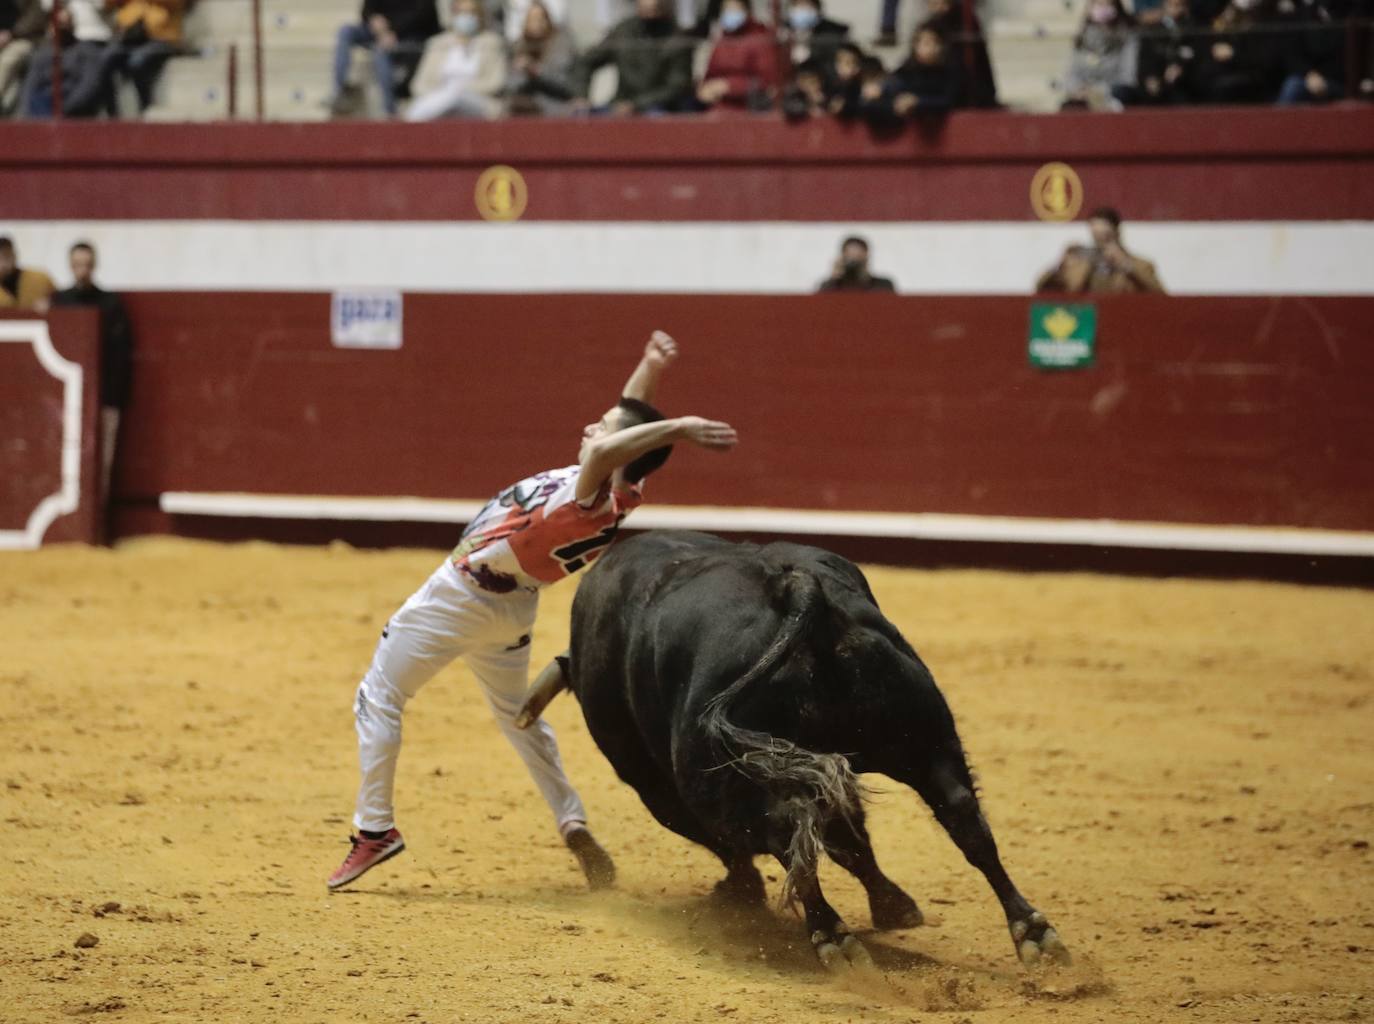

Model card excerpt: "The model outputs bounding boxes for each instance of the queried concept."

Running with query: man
[1036,207,1166,294]
[817,236,897,293]
[52,242,133,532]
[20,0,113,117]
[327,331,738,891]
[571,0,694,115]
[0,235,53,311]
[0,0,45,115]
[327,0,440,118]
[67,0,185,115]
[785,0,849,72]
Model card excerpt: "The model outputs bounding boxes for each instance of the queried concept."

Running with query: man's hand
[368,13,390,35]
[611,100,637,117]
[643,330,678,370]
[678,416,738,451]
[1305,70,1327,96]
[892,92,918,115]
[1163,63,1183,84]
[0,30,13,48]
[697,78,730,104]
[1212,41,1233,62]
[1103,240,1133,271]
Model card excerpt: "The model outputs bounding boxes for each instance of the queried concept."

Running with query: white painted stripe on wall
[159,492,1374,557]
[9,220,1374,295]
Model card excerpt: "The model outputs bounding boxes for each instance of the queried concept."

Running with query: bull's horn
[514,654,570,729]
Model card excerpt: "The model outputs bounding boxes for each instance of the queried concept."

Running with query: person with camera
[817,236,897,293]
[1035,207,1165,294]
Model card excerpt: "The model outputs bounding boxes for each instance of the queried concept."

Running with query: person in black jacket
[1193,0,1285,102]
[51,242,133,535]
[327,0,441,117]
[817,236,897,293]
[570,0,694,114]
[1276,0,1351,102]
[785,0,849,72]
[887,24,963,116]
[1119,0,1201,104]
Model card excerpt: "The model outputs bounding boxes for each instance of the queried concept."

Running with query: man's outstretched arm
[576,416,738,502]
[620,330,678,403]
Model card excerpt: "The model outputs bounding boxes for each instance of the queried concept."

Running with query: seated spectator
[695,0,780,111]
[0,235,54,311]
[327,0,441,118]
[404,0,506,120]
[1035,207,1165,294]
[786,0,849,71]
[62,0,185,116]
[887,24,963,116]
[571,0,694,115]
[0,0,44,115]
[501,0,567,44]
[1117,0,1199,105]
[1276,0,1350,104]
[51,241,132,528]
[506,0,577,115]
[20,0,113,118]
[818,236,897,292]
[780,56,828,118]
[1061,0,1139,110]
[895,0,998,107]
[1192,0,1284,103]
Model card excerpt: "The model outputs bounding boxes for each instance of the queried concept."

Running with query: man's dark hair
[836,42,864,63]
[0,236,14,253]
[617,396,673,483]
[70,241,96,256]
[841,235,870,252]
[1089,207,1122,229]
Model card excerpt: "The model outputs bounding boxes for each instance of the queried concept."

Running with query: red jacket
[702,20,781,106]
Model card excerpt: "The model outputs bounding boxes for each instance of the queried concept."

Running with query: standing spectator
[1118,0,1199,105]
[19,0,113,118]
[51,242,132,530]
[506,0,577,115]
[1035,207,1165,294]
[817,236,897,292]
[887,24,963,116]
[1192,0,1284,103]
[1276,0,1350,104]
[696,0,780,110]
[1061,0,1139,110]
[786,0,849,71]
[0,235,54,311]
[0,0,44,115]
[58,0,184,116]
[405,0,506,120]
[327,0,441,118]
[915,0,997,106]
[571,0,694,115]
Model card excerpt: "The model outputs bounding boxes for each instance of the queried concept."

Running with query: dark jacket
[1,0,47,40]
[818,272,897,293]
[1281,0,1351,83]
[921,5,997,106]
[359,0,440,43]
[886,56,963,112]
[572,14,694,111]
[1194,2,1286,101]
[52,285,134,409]
[1134,16,1203,100]
[791,16,850,77]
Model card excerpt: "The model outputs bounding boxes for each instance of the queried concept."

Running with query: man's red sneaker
[327,829,406,890]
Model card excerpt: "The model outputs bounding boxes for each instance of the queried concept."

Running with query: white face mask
[788,6,820,30]
[720,8,748,31]
[453,11,480,34]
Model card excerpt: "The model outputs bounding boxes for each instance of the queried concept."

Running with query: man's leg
[369,41,398,115]
[126,40,175,111]
[332,22,371,99]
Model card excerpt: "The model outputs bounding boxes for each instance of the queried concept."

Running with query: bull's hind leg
[766,800,872,971]
[823,812,924,929]
[916,762,1070,966]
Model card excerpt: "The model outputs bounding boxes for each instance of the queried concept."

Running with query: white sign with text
[331,290,403,349]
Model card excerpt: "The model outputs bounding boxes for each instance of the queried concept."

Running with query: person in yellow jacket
[0,236,54,312]
[64,0,184,115]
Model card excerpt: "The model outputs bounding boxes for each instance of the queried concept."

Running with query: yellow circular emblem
[1029,162,1084,222]
[474,165,528,222]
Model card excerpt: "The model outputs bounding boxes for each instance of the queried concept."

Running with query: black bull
[526,531,1069,970]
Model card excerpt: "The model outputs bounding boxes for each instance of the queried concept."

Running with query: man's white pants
[352,559,587,836]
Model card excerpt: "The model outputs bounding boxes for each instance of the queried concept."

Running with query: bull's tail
[700,568,864,909]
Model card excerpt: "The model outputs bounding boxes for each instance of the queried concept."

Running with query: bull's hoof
[712,863,766,906]
[812,929,873,972]
[869,886,925,930]
[1010,910,1071,967]
[566,828,616,891]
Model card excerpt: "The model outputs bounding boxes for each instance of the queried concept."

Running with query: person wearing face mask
[817,236,897,293]
[696,0,780,110]
[786,0,850,73]
[1061,0,1139,110]
[1117,0,1199,104]
[570,0,694,115]
[404,0,507,120]
[1193,0,1284,102]
[326,0,441,118]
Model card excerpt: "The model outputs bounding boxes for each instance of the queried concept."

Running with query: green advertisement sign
[1028,303,1097,370]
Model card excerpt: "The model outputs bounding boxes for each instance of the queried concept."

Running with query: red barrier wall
[111,292,1374,533]
[4,108,1373,222]
[0,309,102,546]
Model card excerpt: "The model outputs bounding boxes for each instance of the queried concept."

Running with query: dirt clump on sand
[2,538,1371,1023]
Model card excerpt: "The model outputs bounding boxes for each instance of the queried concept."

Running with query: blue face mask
[720,8,748,31]
[788,6,819,29]
[453,12,479,34]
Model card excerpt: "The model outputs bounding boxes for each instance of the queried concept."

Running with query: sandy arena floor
[1,537,1371,1024]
